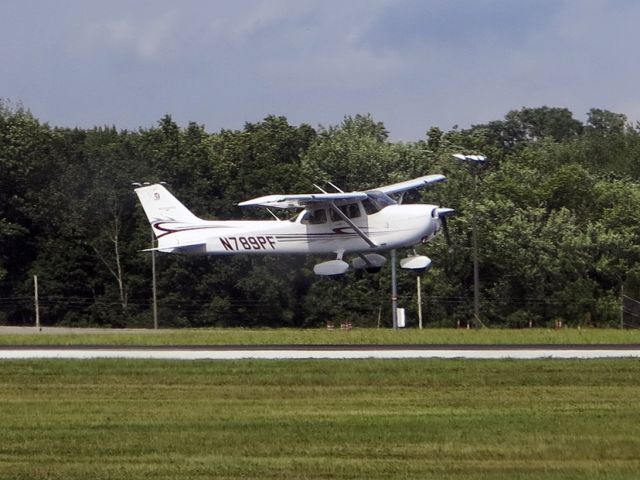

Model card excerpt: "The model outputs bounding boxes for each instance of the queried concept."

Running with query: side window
[346,203,361,219]
[302,209,327,225]
[330,203,361,222]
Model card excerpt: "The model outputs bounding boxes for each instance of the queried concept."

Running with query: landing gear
[400,255,432,274]
[313,259,349,276]
[351,253,387,274]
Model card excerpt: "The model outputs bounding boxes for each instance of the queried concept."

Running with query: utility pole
[391,249,398,329]
[620,284,624,330]
[34,275,40,331]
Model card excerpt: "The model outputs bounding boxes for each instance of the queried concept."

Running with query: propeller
[441,215,451,245]
[435,207,455,246]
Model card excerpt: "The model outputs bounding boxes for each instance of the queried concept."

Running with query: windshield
[365,191,396,212]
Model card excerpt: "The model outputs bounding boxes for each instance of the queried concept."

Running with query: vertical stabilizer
[134,184,202,225]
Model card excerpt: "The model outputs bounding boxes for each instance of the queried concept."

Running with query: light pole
[151,227,158,329]
[452,154,486,327]
[133,181,159,329]
[417,275,423,329]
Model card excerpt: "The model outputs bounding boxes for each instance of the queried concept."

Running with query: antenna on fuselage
[328,181,344,193]
[312,182,345,194]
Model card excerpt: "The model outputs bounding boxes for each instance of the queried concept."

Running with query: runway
[1,344,639,360]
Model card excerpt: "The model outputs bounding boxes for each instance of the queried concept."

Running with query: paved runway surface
[1,345,639,360]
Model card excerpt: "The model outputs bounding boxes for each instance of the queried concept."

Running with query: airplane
[134,175,454,276]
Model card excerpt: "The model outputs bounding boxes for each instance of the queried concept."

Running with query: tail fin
[134,184,202,227]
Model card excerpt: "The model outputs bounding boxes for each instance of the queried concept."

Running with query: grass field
[2,358,640,479]
[1,327,640,346]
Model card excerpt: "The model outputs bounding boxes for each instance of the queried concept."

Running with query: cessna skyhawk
[134,175,453,275]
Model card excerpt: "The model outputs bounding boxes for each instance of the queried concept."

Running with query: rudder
[134,184,202,225]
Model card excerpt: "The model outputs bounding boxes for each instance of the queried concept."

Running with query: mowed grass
[1,359,640,479]
[2,327,640,346]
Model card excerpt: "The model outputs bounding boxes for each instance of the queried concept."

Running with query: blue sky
[2,0,638,140]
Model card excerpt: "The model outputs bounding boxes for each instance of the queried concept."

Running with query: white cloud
[83,10,178,61]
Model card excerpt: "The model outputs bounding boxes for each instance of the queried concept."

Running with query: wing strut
[328,203,377,248]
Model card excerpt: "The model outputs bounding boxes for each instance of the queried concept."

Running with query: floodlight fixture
[453,153,486,163]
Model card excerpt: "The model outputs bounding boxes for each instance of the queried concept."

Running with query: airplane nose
[421,207,440,242]
[423,206,454,243]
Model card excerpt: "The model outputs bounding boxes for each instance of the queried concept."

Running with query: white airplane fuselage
[153,203,440,256]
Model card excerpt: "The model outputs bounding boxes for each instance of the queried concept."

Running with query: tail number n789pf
[220,236,276,251]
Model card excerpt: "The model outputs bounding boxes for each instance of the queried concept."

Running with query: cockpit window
[301,209,327,225]
[366,191,396,211]
[330,203,361,222]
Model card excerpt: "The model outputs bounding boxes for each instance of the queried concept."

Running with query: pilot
[301,209,327,225]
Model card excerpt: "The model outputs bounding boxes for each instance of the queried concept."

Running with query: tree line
[2,101,640,328]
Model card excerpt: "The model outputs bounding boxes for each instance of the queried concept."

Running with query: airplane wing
[374,174,446,195]
[238,192,368,209]
[239,174,445,209]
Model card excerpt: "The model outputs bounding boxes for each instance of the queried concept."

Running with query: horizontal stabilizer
[141,242,206,254]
